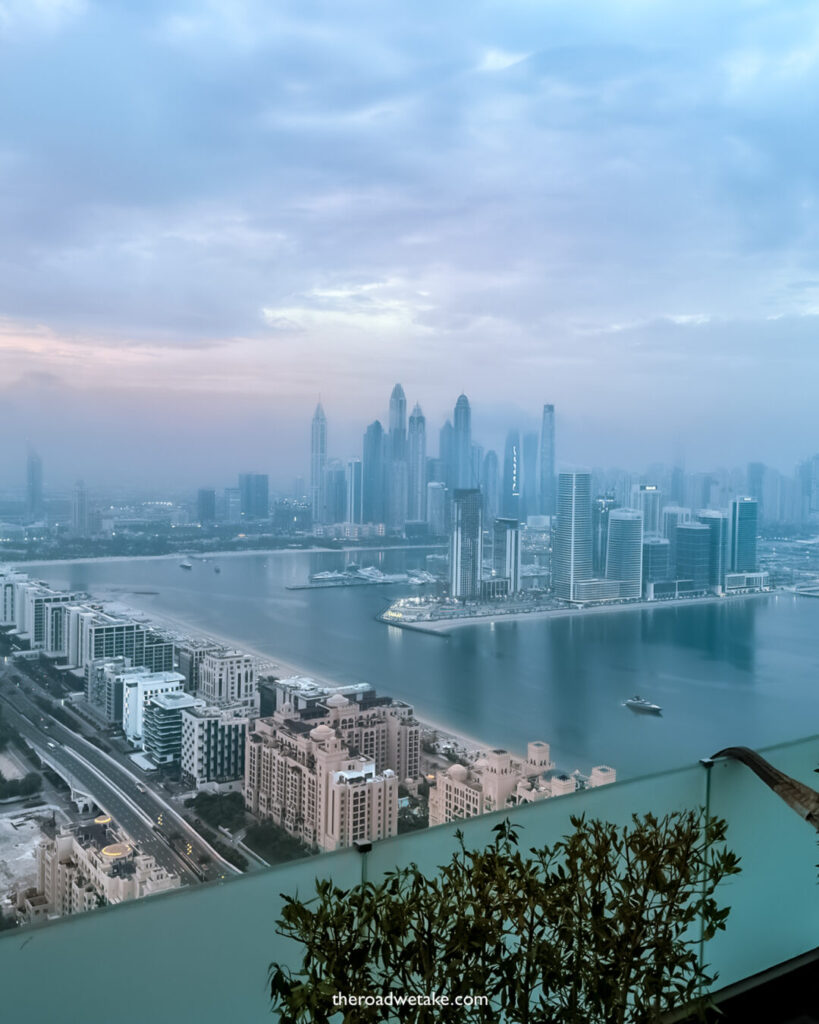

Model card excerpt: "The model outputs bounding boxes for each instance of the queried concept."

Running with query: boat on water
[179,561,193,570]
[213,566,221,574]
[624,695,662,715]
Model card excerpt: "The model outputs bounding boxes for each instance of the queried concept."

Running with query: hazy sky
[2,0,818,490]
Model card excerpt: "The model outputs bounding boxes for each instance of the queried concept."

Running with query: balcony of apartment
[1,734,816,1022]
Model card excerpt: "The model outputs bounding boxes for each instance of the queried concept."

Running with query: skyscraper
[362,421,385,525]
[310,403,327,526]
[453,394,472,488]
[730,497,758,572]
[223,487,241,523]
[196,488,216,526]
[662,505,691,570]
[592,496,618,575]
[631,484,662,536]
[605,510,643,599]
[239,474,269,520]
[481,450,500,525]
[522,432,539,523]
[26,448,43,522]
[553,473,593,601]
[426,482,447,536]
[539,404,555,516]
[346,458,363,524]
[449,489,483,600]
[324,461,347,525]
[502,431,521,519]
[696,510,730,591]
[72,480,89,537]
[675,523,710,589]
[642,537,671,589]
[492,517,521,593]
[439,420,455,493]
[407,403,427,521]
[387,384,408,530]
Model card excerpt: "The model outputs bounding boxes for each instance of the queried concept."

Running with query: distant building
[605,510,644,599]
[522,432,538,523]
[310,403,328,525]
[450,489,483,599]
[238,473,269,520]
[553,473,593,601]
[502,431,521,519]
[481,450,500,525]
[196,488,216,526]
[323,460,347,524]
[539,404,555,516]
[492,517,521,594]
[661,506,691,569]
[675,523,711,590]
[631,484,662,536]
[223,487,241,524]
[697,510,730,591]
[453,395,472,489]
[592,496,618,575]
[730,497,758,572]
[26,449,44,523]
[407,403,427,522]
[362,420,385,525]
[346,458,363,525]
[642,537,671,592]
[426,482,447,536]
[72,480,89,537]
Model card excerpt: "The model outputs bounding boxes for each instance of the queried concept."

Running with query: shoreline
[8,543,446,570]
[115,600,494,755]
[384,588,778,633]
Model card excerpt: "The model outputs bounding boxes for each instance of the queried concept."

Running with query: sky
[2,0,819,491]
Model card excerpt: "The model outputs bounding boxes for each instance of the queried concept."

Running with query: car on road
[136,783,146,793]
[47,741,56,749]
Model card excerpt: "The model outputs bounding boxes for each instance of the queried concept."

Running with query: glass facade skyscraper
[553,472,593,601]
[310,403,327,525]
[605,509,643,599]
[730,497,758,572]
[539,404,555,516]
[449,489,483,600]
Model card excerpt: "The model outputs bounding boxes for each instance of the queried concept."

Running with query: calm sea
[24,548,819,779]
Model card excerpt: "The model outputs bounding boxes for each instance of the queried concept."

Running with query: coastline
[385,588,778,634]
[117,600,495,757]
[9,543,446,570]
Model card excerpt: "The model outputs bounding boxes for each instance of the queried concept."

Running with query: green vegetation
[269,810,741,1024]
[0,771,41,800]
[184,790,246,832]
[187,814,249,871]
[243,821,312,865]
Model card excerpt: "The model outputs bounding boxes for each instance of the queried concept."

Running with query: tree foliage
[269,810,740,1024]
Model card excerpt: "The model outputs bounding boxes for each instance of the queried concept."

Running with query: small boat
[624,695,662,715]
[213,566,221,574]
[179,561,193,570]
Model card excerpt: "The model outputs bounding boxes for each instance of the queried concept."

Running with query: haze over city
[3,0,819,488]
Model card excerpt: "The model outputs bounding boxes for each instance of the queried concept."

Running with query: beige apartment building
[16,821,179,922]
[244,716,398,851]
[429,741,616,827]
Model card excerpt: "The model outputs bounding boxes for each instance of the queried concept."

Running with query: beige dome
[310,724,334,742]
[448,764,468,781]
[325,694,350,708]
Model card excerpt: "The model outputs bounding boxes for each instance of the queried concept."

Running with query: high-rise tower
[605,510,644,599]
[26,448,43,522]
[310,403,327,526]
[386,385,408,530]
[502,431,521,519]
[453,394,472,489]
[553,472,593,601]
[493,517,521,593]
[481,450,500,525]
[730,497,758,572]
[362,421,385,525]
[72,480,89,537]
[449,489,483,600]
[539,404,555,516]
[408,403,427,521]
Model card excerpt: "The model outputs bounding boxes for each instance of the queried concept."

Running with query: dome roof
[310,724,335,742]
[448,764,468,781]
[325,693,349,708]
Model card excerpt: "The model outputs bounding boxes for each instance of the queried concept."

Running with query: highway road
[0,668,236,883]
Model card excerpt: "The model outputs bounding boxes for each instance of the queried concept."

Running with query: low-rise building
[122,669,185,745]
[198,649,257,708]
[16,820,179,922]
[143,691,205,765]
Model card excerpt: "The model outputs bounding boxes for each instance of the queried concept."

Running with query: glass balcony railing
[1,735,816,1022]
